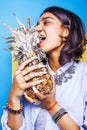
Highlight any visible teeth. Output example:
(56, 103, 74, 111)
(39, 35, 46, 40)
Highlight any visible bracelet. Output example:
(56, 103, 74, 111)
(53, 108, 68, 123)
(47, 101, 57, 110)
(6, 102, 23, 115)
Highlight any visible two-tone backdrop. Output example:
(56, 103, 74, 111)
(0, 0, 87, 129)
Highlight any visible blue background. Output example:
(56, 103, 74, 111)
(0, 0, 87, 129)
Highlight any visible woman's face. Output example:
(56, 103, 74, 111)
(36, 12, 66, 53)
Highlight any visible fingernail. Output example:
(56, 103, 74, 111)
(40, 71, 47, 75)
(38, 79, 45, 83)
(32, 86, 38, 93)
(38, 64, 46, 68)
(31, 56, 38, 60)
(23, 92, 26, 96)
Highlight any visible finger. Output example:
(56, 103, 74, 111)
(21, 64, 46, 76)
(23, 92, 36, 103)
(23, 71, 47, 82)
(52, 79, 56, 91)
(24, 92, 41, 105)
(26, 79, 45, 88)
(14, 69, 22, 76)
(32, 86, 45, 100)
(19, 56, 38, 70)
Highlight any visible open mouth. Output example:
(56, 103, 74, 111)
(37, 34, 46, 47)
(37, 35, 46, 47)
(39, 35, 46, 41)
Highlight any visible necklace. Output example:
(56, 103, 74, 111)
(54, 63, 76, 86)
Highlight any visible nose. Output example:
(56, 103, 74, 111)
(35, 24, 42, 32)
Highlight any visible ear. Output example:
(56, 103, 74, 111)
(62, 28, 69, 37)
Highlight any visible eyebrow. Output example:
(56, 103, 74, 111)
(41, 16, 54, 21)
(37, 16, 53, 25)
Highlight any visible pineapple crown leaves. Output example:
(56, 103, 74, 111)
(3, 14, 47, 64)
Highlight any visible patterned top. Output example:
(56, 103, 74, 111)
(1, 60, 87, 130)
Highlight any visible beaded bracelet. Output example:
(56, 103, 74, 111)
(6, 102, 23, 115)
(53, 108, 68, 123)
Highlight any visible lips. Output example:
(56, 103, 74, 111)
(38, 35, 46, 47)
(37, 40, 44, 47)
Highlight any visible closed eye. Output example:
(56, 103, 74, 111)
(43, 20, 51, 25)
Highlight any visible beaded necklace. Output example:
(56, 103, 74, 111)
(54, 63, 76, 86)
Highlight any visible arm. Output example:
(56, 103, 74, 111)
(33, 81, 80, 130)
(81, 94, 87, 129)
(7, 96, 23, 130)
(6, 69, 26, 129)
(5, 58, 46, 130)
(48, 103, 80, 130)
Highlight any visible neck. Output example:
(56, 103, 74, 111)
(48, 52, 61, 73)
(47, 43, 64, 73)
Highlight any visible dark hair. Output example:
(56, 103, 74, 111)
(41, 6, 87, 65)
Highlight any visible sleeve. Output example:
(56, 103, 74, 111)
(1, 107, 26, 130)
(81, 95, 87, 130)
(80, 64, 87, 130)
(34, 109, 47, 130)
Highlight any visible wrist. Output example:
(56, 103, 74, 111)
(48, 101, 62, 116)
(6, 102, 23, 115)
(53, 108, 68, 123)
(8, 97, 21, 110)
(47, 102, 68, 123)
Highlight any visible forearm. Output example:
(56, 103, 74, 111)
(48, 103, 80, 130)
(7, 99, 23, 130)
(8, 112, 23, 130)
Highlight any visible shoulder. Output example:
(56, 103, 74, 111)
(74, 61, 87, 82)
(75, 61, 87, 95)
(75, 61, 87, 67)
(75, 61, 87, 73)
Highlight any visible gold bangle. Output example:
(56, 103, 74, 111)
(6, 102, 23, 114)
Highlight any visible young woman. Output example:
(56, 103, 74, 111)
(1, 6, 87, 130)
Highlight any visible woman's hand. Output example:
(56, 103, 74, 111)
(8, 57, 46, 105)
(39, 80, 57, 110)
(24, 78, 57, 110)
